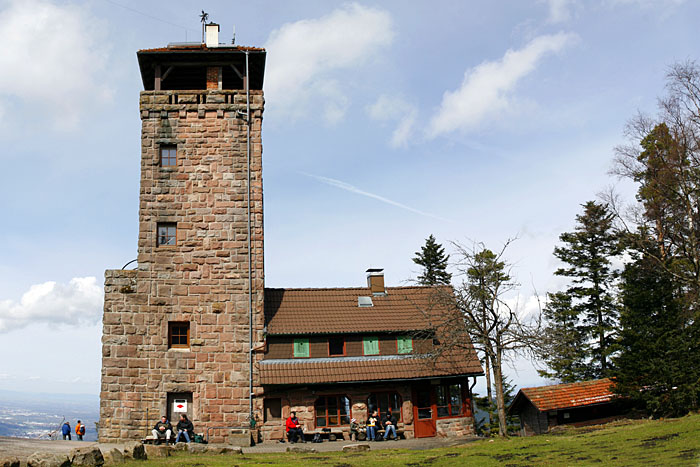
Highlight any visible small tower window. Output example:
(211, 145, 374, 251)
(168, 322, 190, 349)
(160, 145, 177, 167)
(157, 223, 177, 246)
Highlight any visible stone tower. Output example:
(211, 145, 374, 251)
(99, 26, 266, 442)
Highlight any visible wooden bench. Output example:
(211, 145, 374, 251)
(371, 428, 405, 440)
(302, 429, 345, 442)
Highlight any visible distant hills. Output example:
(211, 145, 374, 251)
(0, 390, 99, 442)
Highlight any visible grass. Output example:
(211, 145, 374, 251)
(121, 413, 700, 466)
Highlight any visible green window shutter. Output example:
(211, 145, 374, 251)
(293, 338, 309, 358)
(363, 336, 379, 355)
(397, 336, 413, 354)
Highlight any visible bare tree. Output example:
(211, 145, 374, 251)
(610, 61, 700, 314)
(420, 239, 542, 437)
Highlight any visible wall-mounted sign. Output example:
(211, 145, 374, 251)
(173, 399, 188, 413)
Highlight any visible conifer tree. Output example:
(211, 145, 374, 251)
(413, 235, 452, 285)
(614, 247, 700, 416)
(541, 201, 621, 380)
(537, 292, 589, 382)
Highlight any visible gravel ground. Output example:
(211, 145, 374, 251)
(0, 434, 478, 459)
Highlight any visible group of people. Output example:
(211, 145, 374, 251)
(151, 414, 195, 444)
(60, 420, 86, 441)
(284, 410, 400, 443)
(358, 410, 399, 441)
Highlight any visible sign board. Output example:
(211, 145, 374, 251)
(173, 399, 188, 413)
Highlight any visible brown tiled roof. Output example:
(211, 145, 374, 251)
(259, 352, 483, 385)
(264, 286, 447, 335)
(514, 378, 616, 412)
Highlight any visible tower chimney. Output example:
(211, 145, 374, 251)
(205, 23, 220, 47)
(366, 268, 386, 296)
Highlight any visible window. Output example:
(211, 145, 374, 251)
(293, 338, 309, 358)
(363, 336, 379, 355)
(157, 223, 176, 246)
(264, 398, 282, 422)
(168, 322, 190, 349)
(328, 337, 345, 356)
(435, 382, 464, 418)
(160, 145, 177, 167)
(315, 395, 351, 427)
(397, 336, 413, 354)
(367, 392, 402, 421)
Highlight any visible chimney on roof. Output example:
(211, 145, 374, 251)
(205, 23, 220, 47)
(366, 268, 386, 296)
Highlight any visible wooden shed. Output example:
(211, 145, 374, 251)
(508, 378, 622, 435)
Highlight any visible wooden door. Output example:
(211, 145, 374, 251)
(413, 385, 436, 438)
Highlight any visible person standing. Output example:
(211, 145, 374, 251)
(75, 420, 86, 441)
(61, 421, 72, 440)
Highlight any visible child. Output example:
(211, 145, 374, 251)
(350, 418, 359, 441)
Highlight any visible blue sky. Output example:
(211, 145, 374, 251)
(0, 0, 697, 395)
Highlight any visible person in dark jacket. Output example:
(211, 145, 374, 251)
(61, 421, 71, 440)
(175, 414, 194, 443)
(383, 412, 398, 440)
(152, 416, 173, 444)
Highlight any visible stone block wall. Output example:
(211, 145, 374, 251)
(100, 89, 265, 442)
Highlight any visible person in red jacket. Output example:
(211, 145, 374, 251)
(285, 411, 304, 443)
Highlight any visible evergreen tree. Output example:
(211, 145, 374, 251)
(614, 247, 700, 417)
(413, 235, 452, 285)
(537, 292, 590, 382)
(542, 201, 621, 380)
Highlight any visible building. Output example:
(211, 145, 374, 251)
(100, 27, 482, 443)
(259, 272, 483, 440)
(508, 378, 622, 436)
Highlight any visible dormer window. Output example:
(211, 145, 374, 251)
(328, 337, 345, 356)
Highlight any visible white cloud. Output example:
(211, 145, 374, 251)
(0, 277, 103, 333)
(264, 3, 394, 124)
(541, 0, 577, 23)
(426, 32, 577, 138)
(0, 0, 112, 131)
(367, 95, 417, 148)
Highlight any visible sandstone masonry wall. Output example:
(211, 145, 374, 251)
(100, 89, 265, 442)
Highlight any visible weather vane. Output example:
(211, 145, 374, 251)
(200, 10, 209, 43)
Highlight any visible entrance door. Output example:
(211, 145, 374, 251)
(167, 392, 193, 424)
(413, 385, 436, 438)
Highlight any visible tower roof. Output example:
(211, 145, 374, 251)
(137, 43, 266, 91)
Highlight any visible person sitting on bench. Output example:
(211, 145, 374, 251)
(383, 411, 399, 441)
(175, 414, 194, 443)
(152, 416, 173, 445)
(285, 411, 304, 443)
